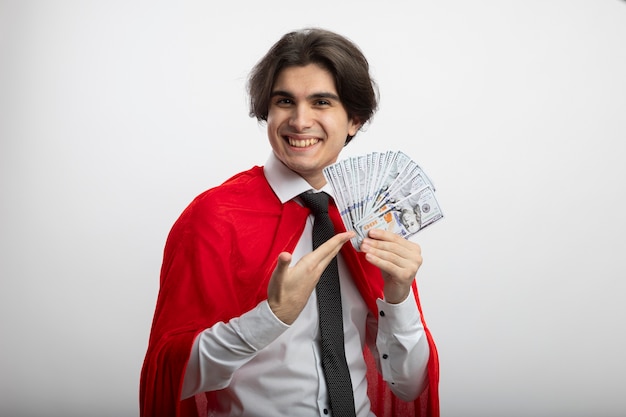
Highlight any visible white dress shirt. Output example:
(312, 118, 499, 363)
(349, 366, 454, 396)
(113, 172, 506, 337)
(181, 153, 430, 417)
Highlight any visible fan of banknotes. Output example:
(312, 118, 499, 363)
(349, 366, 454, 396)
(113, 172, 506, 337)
(323, 150, 444, 250)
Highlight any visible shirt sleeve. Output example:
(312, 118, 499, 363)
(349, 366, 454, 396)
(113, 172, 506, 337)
(374, 287, 430, 401)
(181, 300, 290, 399)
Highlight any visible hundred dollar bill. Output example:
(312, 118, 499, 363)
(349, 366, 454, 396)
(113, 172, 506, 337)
(323, 150, 444, 250)
(354, 186, 443, 250)
(325, 163, 355, 232)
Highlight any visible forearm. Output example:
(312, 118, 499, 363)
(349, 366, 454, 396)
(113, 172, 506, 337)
(374, 287, 430, 401)
(181, 300, 289, 399)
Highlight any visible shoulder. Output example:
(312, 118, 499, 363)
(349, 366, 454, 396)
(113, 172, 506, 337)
(162, 165, 304, 265)
(169, 166, 281, 235)
(189, 166, 279, 213)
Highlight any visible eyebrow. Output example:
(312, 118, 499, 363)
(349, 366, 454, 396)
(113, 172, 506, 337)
(270, 90, 341, 101)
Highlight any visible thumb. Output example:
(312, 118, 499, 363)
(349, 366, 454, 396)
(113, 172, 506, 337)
(274, 251, 292, 274)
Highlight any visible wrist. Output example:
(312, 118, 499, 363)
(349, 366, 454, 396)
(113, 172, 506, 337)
(383, 283, 411, 304)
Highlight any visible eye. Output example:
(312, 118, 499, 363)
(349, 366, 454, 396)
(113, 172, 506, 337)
(314, 99, 331, 106)
(274, 97, 294, 106)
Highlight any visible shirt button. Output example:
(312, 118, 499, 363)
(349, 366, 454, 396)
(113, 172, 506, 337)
(382, 353, 389, 359)
(323, 408, 329, 415)
(379, 310, 385, 317)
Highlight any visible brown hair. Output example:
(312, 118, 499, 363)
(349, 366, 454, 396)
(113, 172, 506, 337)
(247, 28, 378, 144)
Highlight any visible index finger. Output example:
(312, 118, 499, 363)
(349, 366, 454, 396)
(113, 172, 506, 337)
(363, 228, 421, 259)
(304, 231, 355, 269)
(367, 228, 402, 242)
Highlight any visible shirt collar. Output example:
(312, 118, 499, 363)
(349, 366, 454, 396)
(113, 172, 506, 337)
(263, 152, 334, 203)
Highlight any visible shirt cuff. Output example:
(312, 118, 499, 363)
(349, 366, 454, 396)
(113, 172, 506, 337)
(234, 300, 290, 351)
(376, 287, 421, 334)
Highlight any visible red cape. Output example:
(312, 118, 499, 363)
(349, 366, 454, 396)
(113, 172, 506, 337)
(140, 166, 439, 417)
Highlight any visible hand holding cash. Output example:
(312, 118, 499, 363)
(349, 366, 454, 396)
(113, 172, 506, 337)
(323, 150, 444, 250)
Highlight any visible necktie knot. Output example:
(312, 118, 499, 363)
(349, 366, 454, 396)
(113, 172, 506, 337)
(299, 191, 330, 215)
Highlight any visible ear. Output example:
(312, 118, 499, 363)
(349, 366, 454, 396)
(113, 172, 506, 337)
(347, 117, 362, 137)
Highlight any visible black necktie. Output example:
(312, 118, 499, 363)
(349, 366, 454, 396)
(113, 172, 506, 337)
(299, 191, 357, 417)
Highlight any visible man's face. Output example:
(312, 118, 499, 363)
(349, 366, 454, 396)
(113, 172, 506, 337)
(266, 64, 360, 189)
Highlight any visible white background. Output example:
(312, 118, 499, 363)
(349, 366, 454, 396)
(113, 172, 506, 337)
(1, 1, 625, 416)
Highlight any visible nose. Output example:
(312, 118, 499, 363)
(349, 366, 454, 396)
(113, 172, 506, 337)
(288, 104, 313, 131)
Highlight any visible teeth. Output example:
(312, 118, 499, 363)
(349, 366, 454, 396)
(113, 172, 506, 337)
(288, 137, 319, 148)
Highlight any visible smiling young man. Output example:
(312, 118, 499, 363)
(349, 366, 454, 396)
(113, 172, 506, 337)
(140, 28, 439, 417)
(266, 64, 360, 189)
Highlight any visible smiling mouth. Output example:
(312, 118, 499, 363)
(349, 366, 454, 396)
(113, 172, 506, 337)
(287, 137, 320, 148)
